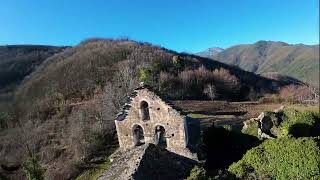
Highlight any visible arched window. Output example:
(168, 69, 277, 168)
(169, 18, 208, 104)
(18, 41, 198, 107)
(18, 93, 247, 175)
(140, 101, 150, 121)
(133, 124, 144, 146)
(154, 125, 167, 148)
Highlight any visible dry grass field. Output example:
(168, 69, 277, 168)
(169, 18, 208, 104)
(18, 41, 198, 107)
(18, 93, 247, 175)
(173, 100, 319, 129)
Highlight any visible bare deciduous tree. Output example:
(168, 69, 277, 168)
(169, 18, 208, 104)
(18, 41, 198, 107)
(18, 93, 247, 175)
(203, 84, 217, 101)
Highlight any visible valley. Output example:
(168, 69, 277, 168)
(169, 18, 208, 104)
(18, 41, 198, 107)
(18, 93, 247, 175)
(0, 39, 318, 180)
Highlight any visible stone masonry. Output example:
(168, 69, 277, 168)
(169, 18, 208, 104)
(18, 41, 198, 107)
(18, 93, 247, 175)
(115, 86, 195, 159)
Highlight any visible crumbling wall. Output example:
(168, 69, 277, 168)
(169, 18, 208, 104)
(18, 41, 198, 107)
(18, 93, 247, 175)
(98, 144, 197, 180)
(115, 88, 194, 158)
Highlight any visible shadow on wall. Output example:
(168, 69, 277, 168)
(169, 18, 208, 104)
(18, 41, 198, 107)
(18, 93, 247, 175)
(132, 144, 198, 180)
(186, 117, 200, 153)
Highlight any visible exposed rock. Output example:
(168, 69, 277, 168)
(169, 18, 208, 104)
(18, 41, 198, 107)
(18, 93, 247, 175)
(242, 108, 285, 139)
(258, 129, 275, 139)
(242, 118, 260, 138)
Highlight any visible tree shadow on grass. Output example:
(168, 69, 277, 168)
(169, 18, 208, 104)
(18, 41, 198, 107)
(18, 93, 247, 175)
(289, 122, 320, 138)
(201, 125, 261, 175)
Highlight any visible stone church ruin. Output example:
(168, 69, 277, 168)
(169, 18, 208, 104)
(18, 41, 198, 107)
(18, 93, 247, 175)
(115, 85, 197, 159)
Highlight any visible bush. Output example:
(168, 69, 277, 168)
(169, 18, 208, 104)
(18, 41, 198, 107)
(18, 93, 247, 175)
(222, 125, 232, 131)
(0, 111, 10, 129)
(280, 111, 320, 137)
(24, 155, 46, 180)
(228, 137, 320, 179)
(186, 165, 210, 180)
(139, 68, 151, 84)
(172, 55, 184, 69)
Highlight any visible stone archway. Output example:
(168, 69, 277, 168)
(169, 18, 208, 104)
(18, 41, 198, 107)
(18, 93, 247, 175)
(133, 124, 145, 146)
(154, 125, 167, 148)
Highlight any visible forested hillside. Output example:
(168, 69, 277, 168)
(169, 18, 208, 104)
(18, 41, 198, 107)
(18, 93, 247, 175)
(0, 45, 67, 94)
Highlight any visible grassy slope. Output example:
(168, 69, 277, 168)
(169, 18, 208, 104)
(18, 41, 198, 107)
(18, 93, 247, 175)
(213, 41, 319, 85)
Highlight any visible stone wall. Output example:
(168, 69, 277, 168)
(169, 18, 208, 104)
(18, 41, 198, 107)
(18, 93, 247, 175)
(98, 144, 197, 180)
(115, 88, 194, 158)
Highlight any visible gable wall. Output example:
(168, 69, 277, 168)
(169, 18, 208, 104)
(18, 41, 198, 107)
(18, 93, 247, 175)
(115, 89, 190, 156)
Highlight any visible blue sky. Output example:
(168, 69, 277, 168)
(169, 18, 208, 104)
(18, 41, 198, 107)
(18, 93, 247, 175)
(0, 0, 319, 52)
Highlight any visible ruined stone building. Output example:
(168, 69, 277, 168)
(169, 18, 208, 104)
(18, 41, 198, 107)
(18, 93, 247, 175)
(114, 86, 197, 159)
(98, 86, 199, 179)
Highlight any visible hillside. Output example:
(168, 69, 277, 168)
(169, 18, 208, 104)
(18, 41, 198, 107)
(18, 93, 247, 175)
(198, 41, 319, 85)
(0, 39, 297, 179)
(0, 45, 67, 94)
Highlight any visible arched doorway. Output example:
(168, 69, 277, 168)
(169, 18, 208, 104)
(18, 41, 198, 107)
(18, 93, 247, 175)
(133, 124, 144, 146)
(140, 101, 150, 121)
(154, 125, 167, 148)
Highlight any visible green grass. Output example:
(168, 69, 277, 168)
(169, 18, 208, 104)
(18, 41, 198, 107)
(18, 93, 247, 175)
(287, 104, 320, 113)
(76, 159, 111, 180)
(229, 137, 320, 179)
(279, 110, 320, 137)
(187, 113, 213, 119)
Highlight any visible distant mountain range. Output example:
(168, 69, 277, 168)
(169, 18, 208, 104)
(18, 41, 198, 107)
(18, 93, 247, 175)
(196, 41, 319, 85)
(195, 47, 224, 58)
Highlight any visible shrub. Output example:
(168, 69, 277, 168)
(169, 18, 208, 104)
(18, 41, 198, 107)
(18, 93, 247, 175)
(0, 111, 10, 129)
(172, 55, 184, 69)
(139, 68, 151, 84)
(228, 137, 320, 179)
(222, 125, 232, 131)
(186, 165, 210, 180)
(24, 155, 46, 180)
(280, 111, 320, 137)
